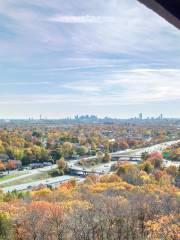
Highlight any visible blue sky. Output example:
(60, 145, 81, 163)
(0, 0, 180, 119)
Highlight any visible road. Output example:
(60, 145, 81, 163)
(88, 140, 180, 173)
(0, 164, 57, 186)
(111, 140, 180, 156)
(0, 159, 80, 186)
(2, 175, 83, 193)
(1, 140, 180, 192)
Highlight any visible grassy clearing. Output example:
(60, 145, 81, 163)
(0, 172, 50, 188)
(76, 157, 100, 168)
(0, 173, 23, 183)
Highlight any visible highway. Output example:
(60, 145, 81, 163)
(111, 140, 180, 156)
(0, 159, 81, 186)
(0, 164, 57, 186)
(2, 175, 83, 193)
(1, 140, 180, 192)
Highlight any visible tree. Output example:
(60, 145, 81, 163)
(16, 202, 53, 240)
(0, 161, 5, 171)
(0, 212, 13, 240)
(139, 161, 154, 174)
(50, 149, 62, 163)
(21, 149, 34, 165)
(149, 151, 163, 160)
(6, 160, 16, 170)
(32, 131, 42, 138)
(118, 140, 129, 150)
(103, 152, 111, 163)
(48, 204, 65, 240)
(97, 151, 104, 162)
(11, 148, 24, 160)
(166, 165, 178, 177)
(91, 142, 97, 151)
(0, 143, 5, 154)
(76, 146, 88, 156)
(116, 163, 141, 185)
(33, 188, 52, 199)
(145, 215, 180, 240)
(147, 152, 163, 169)
(57, 157, 68, 175)
(154, 158, 163, 169)
(141, 151, 149, 161)
(62, 142, 74, 159)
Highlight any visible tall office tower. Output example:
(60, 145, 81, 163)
(160, 114, 163, 120)
(139, 113, 143, 120)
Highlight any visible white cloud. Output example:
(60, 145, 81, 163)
(0, 0, 179, 58)
(41, 65, 113, 72)
(48, 15, 116, 24)
(0, 1, 180, 118)
(62, 82, 101, 92)
(0, 68, 180, 107)
(0, 81, 50, 86)
(103, 68, 180, 104)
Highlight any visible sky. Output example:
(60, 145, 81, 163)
(0, 0, 180, 119)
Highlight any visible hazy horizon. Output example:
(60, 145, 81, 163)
(0, 0, 180, 119)
(0, 113, 179, 120)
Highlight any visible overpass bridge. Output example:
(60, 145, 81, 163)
(69, 154, 142, 176)
(69, 168, 104, 177)
(111, 154, 142, 162)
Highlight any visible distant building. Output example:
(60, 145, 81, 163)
(175, 174, 180, 188)
(139, 113, 143, 120)
(11, 160, 22, 169)
(0, 154, 9, 162)
(175, 166, 180, 188)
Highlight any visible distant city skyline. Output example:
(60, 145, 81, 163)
(0, 0, 180, 118)
(0, 113, 173, 121)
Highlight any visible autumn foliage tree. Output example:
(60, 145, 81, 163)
(0, 161, 5, 171)
(145, 215, 180, 240)
(57, 157, 68, 175)
(103, 152, 111, 163)
(6, 160, 16, 170)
